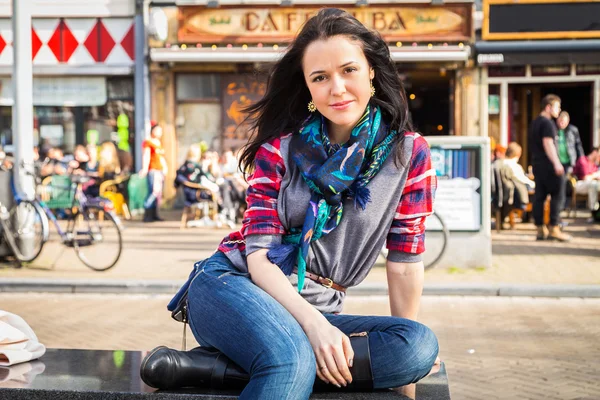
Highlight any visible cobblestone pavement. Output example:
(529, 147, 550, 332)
(1, 293, 598, 400)
(2, 211, 600, 285)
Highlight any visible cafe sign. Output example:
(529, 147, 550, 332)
(178, 5, 472, 43)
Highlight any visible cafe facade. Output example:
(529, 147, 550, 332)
(147, 0, 477, 202)
(475, 0, 600, 166)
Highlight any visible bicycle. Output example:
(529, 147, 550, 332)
(0, 158, 123, 271)
(380, 209, 449, 270)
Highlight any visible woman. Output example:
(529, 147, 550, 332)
(144, 8, 438, 398)
(140, 122, 167, 222)
(98, 142, 121, 181)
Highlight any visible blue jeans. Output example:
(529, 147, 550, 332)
(144, 170, 164, 210)
(179, 252, 439, 400)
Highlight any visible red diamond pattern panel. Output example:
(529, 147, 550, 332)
(46, 22, 61, 61)
(84, 21, 100, 62)
(98, 21, 115, 62)
(31, 27, 42, 59)
(62, 21, 79, 62)
(0, 18, 133, 66)
(121, 24, 135, 61)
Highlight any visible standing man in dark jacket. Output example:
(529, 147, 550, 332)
(529, 94, 571, 242)
(556, 111, 585, 211)
(556, 111, 585, 174)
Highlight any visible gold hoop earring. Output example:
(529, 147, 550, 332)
(308, 100, 316, 113)
(370, 81, 376, 97)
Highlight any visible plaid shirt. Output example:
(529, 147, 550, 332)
(218, 132, 436, 258)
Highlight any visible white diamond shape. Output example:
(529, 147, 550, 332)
(101, 18, 133, 43)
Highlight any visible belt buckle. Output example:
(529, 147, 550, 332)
(321, 277, 334, 289)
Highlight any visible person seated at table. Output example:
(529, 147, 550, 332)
(40, 147, 70, 178)
(98, 141, 122, 182)
(573, 147, 600, 213)
(175, 144, 220, 206)
(505, 142, 535, 190)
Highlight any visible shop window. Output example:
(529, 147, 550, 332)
(108, 77, 134, 100)
(576, 65, 600, 75)
(531, 65, 570, 77)
(488, 66, 526, 77)
(176, 74, 221, 101)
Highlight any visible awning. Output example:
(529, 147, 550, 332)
(150, 45, 470, 63)
(475, 40, 600, 66)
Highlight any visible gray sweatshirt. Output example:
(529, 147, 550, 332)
(225, 133, 420, 314)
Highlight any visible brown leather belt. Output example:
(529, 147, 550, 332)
(293, 268, 347, 293)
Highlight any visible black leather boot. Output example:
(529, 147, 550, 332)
(140, 335, 373, 392)
(140, 346, 248, 390)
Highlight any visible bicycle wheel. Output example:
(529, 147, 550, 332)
(69, 205, 123, 271)
(423, 211, 449, 270)
(379, 210, 449, 270)
(3, 200, 47, 262)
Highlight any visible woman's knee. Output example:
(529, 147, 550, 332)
(254, 335, 316, 386)
(373, 319, 439, 387)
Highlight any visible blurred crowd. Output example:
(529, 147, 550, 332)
(492, 107, 600, 232)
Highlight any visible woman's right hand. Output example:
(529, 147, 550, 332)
(304, 318, 354, 387)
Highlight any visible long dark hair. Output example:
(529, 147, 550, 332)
(239, 8, 412, 172)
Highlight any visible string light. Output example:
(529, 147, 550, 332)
(227, 44, 233, 48)
(409, 94, 416, 100)
(181, 44, 187, 50)
(427, 43, 433, 49)
(257, 43, 263, 48)
(437, 125, 443, 131)
(196, 43, 202, 48)
(396, 41, 402, 47)
(412, 42, 417, 47)
(211, 44, 217, 50)
(458, 43, 464, 48)
(273, 44, 279, 50)
(242, 44, 248, 50)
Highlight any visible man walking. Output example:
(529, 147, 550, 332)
(529, 94, 571, 241)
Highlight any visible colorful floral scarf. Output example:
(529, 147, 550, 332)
(266, 105, 397, 292)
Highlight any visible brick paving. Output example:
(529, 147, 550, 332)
(1, 293, 598, 400)
(1, 210, 599, 285)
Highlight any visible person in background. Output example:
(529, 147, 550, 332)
(40, 148, 68, 178)
(70, 145, 90, 175)
(528, 94, 571, 242)
(573, 147, 600, 215)
(140, 122, 167, 223)
(175, 144, 220, 207)
(98, 141, 121, 182)
(86, 144, 99, 177)
(556, 111, 585, 210)
(111, 132, 133, 174)
(505, 142, 535, 190)
(556, 111, 585, 176)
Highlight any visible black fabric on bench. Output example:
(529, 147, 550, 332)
(0, 349, 451, 399)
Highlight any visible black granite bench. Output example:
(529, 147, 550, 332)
(0, 349, 451, 399)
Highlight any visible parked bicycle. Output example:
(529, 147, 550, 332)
(380, 210, 449, 270)
(0, 158, 123, 271)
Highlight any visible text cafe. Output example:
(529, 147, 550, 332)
(148, 1, 475, 202)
